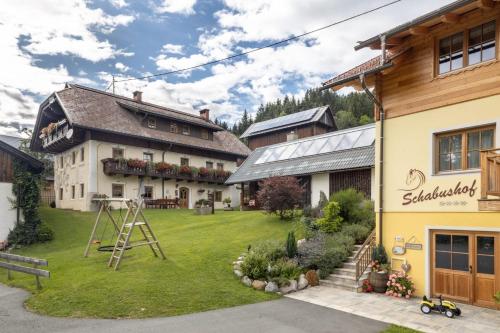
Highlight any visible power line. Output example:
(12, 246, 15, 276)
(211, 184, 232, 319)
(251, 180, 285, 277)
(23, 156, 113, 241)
(111, 0, 402, 85)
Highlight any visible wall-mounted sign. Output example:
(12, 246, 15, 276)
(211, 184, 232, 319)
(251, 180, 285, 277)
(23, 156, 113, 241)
(405, 243, 422, 250)
(398, 169, 477, 206)
(392, 245, 406, 255)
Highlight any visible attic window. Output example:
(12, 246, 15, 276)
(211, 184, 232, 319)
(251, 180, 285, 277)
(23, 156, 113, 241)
(170, 123, 178, 133)
(147, 118, 156, 129)
(201, 129, 209, 140)
(182, 125, 190, 135)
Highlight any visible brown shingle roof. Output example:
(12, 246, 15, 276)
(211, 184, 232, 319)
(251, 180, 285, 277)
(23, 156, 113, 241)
(55, 84, 251, 157)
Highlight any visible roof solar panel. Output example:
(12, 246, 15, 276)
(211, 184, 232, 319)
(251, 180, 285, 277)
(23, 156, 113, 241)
(254, 124, 375, 165)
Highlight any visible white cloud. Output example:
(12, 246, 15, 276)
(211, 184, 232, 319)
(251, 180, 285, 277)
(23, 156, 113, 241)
(161, 43, 185, 55)
(155, 0, 197, 15)
(115, 62, 130, 72)
(110, 0, 128, 8)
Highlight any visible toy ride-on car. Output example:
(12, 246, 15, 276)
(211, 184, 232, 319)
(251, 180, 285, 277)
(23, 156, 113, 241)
(420, 295, 461, 318)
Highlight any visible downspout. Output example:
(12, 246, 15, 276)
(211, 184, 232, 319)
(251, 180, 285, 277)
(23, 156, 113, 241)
(162, 143, 173, 198)
(360, 69, 384, 246)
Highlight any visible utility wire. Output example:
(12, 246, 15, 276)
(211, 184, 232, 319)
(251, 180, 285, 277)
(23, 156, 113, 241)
(111, 0, 402, 85)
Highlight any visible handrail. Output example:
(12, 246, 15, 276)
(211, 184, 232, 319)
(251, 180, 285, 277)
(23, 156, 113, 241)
(354, 229, 376, 281)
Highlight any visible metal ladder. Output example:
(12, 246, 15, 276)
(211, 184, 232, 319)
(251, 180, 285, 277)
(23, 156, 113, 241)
(108, 198, 166, 270)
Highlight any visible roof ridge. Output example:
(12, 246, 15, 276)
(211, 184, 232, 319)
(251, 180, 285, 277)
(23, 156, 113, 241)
(67, 83, 211, 122)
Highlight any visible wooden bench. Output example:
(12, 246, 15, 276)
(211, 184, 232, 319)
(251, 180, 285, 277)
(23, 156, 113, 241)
(0, 252, 50, 289)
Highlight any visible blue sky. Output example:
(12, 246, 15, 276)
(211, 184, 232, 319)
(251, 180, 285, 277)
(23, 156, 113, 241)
(0, 0, 455, 135)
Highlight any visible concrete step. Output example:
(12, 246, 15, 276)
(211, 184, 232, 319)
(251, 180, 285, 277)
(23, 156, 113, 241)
(345, 256, 355, 262)
(325, 273, 357, 285)
(342, 261, 356, 269)
(320, 279, 360, 292)
(332, 267, 356, 277)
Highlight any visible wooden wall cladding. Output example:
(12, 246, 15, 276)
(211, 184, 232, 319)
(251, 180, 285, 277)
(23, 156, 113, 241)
(0, 150, 14, 183)
(329, 168, 372, 198)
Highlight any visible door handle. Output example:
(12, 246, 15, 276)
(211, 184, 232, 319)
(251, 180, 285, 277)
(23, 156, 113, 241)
(469, 265, 473, 274)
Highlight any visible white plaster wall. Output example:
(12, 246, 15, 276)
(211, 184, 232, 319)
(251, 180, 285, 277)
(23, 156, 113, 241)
(0, 182, 16, 242)
(55, 140, 239, 211)
(311, 173, 330, 207)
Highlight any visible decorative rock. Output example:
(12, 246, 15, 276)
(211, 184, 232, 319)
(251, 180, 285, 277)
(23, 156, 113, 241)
(279, 280, 298, 294)
(265, 281, 279, 293)
(297, 239, 306, 247)
(241, 276, 252, 287)
(297, 274, 308, 290)
(234, 270, 243, 278)
(237, 256, 245, 261)
(252, 280, 266, 290)
(305, 270, 319, 287)
(233, 264, 241, 271)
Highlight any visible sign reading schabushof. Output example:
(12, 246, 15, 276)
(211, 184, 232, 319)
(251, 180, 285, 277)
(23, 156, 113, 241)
(399, 169, 477, 206)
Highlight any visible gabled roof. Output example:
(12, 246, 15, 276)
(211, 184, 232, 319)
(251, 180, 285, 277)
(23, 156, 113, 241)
(33, 84, 251, 157)
(355, 0, 477, 51)
(0, 135, 22, 149)
(0, 137, 43, 173)
(240, 106, 334, 139)
(226, 124, 375, 184)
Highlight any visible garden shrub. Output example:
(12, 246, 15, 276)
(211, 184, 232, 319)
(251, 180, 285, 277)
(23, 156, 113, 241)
(386, 272, 415, 298)
(330, 188, 374, 227)
(315, 201, 343, 233)
(256, 176, 304, 219)
(252, 240, 286, 262)
(240, 252, 268, 280)
(268, 258, 302, 281)
(285, 231, 297, 258)
(341, 224, 371, 244)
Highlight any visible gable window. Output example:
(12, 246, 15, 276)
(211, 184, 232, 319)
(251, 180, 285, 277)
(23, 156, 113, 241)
(80, 147, 85, 162)
(112, 184, 124, 198)
(147, 118, 156, 129)
(80, 184, 85, 198)
(201, 129, 209, 140)
(72, 151, 76, 165)
(468, 21, 496, 65)
(170, 123, 178, 133)
(217, 163, 224, 171)
(436, 126, 494, 172)
(112, 148, 124, 159)
(206, 161, 213, 169)
(181, 158, 189, 166)
(143, 186, 153, 199)
(182, 125, 190, 135)
(439, 32, 464, 74)
(438, 21, 496, 75)
(143, 152, 153, 163)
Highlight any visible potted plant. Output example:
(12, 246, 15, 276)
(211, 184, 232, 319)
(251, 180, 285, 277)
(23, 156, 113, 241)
(368, 244, 390, 293)
(194, 199, 212, 215)
(223, 197, 232, 210)
(199, 167, 209, 177)
(385, 271, 415, 299)
(179, 165, 192, 175)
(155, 162, 172, 173)
(127, 158, 147, 170)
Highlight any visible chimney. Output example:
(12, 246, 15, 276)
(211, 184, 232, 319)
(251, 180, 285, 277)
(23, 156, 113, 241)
(287, 130, 298, 142)
(133, 91, 142, 102)
(199, 108, 210, 121)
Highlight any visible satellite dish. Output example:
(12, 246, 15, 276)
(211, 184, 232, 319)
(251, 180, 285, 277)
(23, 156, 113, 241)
(66, 128, 74, 139)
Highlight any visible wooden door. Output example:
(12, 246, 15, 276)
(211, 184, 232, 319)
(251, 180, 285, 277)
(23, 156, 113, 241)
(432, 231, 473, 303)
(474, 234, 497, 308)
(179, 187, 189, 209)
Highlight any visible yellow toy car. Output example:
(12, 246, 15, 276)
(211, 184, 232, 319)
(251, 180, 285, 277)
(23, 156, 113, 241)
(420, 295, 461, 318)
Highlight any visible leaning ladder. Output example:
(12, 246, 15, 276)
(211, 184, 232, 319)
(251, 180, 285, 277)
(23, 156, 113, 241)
(108, 198, 166, 270)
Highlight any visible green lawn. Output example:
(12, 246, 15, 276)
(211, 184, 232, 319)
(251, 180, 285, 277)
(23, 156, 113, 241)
(380, 325, 423, 333)
(0, 207, 295, 318)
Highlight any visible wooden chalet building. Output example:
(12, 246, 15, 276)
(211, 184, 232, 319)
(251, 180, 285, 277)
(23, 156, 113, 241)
(30, 84, 250, 211)
(0, 136, 44, 244)
(323, 0, 500, 308)
(240, 106, 337, 150)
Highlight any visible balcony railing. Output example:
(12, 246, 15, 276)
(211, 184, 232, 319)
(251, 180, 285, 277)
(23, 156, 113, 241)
(480, 148, 500, 198)
(101, 158, 232, 184)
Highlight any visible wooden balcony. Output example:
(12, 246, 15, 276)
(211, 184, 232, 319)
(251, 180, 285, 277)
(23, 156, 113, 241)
(101, 158, 231, 185)
(479, 148, 500, 211)
(40, 120, 78, 153)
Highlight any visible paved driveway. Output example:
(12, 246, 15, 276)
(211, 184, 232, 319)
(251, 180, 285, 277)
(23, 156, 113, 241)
(0, 283, 387, 333)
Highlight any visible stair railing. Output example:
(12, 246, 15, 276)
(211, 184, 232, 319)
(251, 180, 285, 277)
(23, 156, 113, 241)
(353, 229, 376, 281)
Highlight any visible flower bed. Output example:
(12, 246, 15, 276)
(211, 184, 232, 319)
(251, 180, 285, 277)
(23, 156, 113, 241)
(386, 271, 415, 299)
(233, 235, 319, 294)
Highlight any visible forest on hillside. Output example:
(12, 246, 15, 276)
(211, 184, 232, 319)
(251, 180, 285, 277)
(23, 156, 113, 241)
(215, 88, 374, 137)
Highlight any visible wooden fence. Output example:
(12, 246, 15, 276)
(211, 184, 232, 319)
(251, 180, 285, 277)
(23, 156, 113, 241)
(0, 252, 50, 289)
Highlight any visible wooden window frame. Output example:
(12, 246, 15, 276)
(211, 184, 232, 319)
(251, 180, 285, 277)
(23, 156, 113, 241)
(80, 147, 85, 162)
(112, 148, 124, 159)
(201, 129, 209, 140)
(206, 161, 213, 169)
(181, 125, 190, 136)
(170, 123, 178, 134)
(80, 183, 85, 198)
(435, 19, 497, 77)
(215, 190, 222, 202)
(435, 125, 495, 174)
(143, 152, 153, 163)
(143, 185, 153, 199)
(147, 118, 156, 129)
(112, 183, 124, 198)
(216, 163, 224, 171)
(180, 158, 189, 166)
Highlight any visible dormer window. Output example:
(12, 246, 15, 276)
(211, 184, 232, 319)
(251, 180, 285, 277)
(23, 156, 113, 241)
(201, 129, 209, 140)
(170, 123, 178, 133)
(147, 118, 156, 129)
(182, 125, 190, 136)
